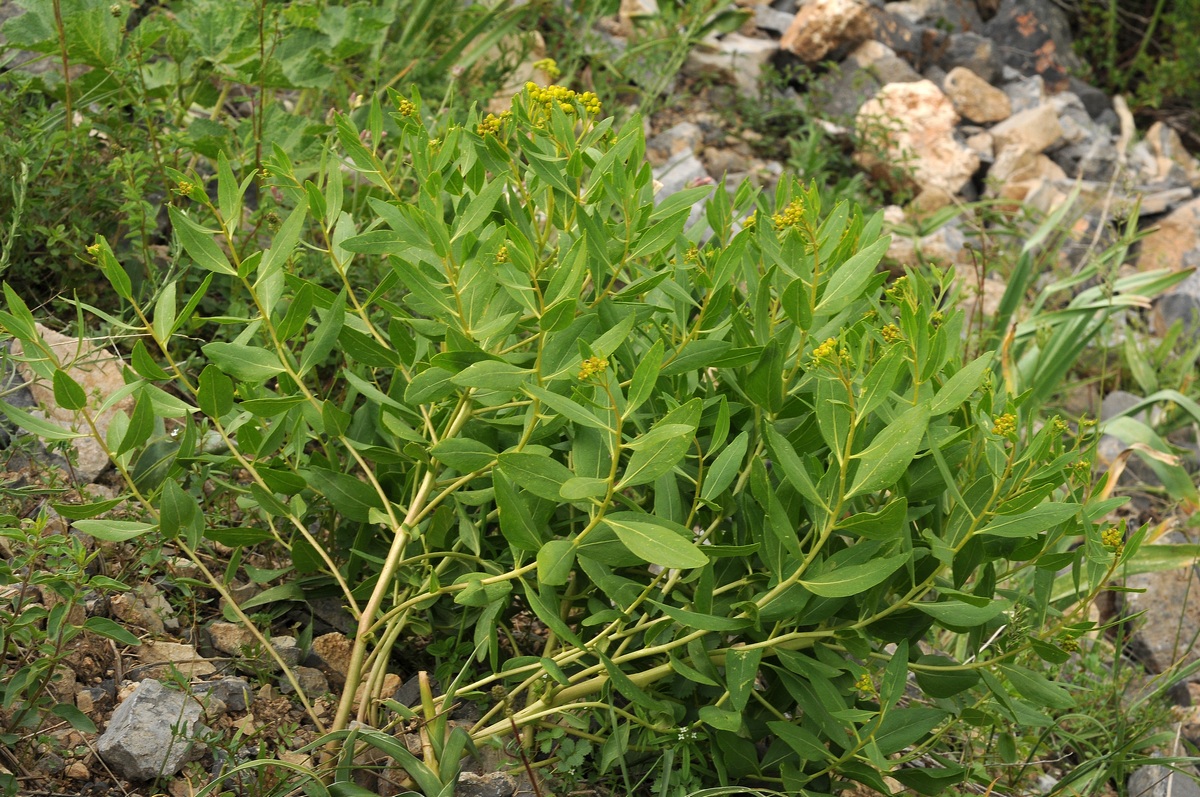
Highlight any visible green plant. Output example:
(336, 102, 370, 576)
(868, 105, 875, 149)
(1, 80, 1194, 796)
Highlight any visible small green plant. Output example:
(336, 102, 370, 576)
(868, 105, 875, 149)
(1, 79, 1195, 796)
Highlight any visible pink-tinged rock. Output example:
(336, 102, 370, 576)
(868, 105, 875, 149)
(943, 66, 1011, 123)
(854, 80, 980, 198)
(781, 0, 873, 63)
(988, 103, 1062, 157)
(1145, 121, 1200, 189)
(1138, 196, 1200, 273)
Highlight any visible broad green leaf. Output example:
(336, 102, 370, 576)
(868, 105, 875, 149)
(494, 471, 543, 552)
(701, 431, 748, 502)
(847, 404, 930, 499)
(1000, 664, 1074, 709)
(73, 519, 156, 542)
(298, 292, 346, 376)
(768, 720, 830, 761)
(196, 364, 234, 418)
(498, 452, 573, 501)
(799, 552, 908, 597)
(525, 585, 584, 648)
(602, 515, 708, 568)
(590, 313, 637, 359)
(915, 598, 1009, 626)
(131, 340, 170, 381)
(405, 367, 457, 404)
(537, 540, 575, 586)
(648, 600, 750, 631)
(815, 236, 889, 316)
(83, 616, 141, 646)
(202, 342, 287, 382)
(452, 176, 506, 240)
(700, 706, 743, 732)
(304, 468, 384, 523)
(430, 439, 496, 472)
(52, 369, 87, 411)
(527, 385, 609, 429)
(49, 703, 97, 733)
(560, 476, 609, 500)
(858, 345, 905, 418)
(168, 206, 236, 275)
(930, 352, 993, 415)
(451, 360, 530, 391)
(914, 655, 980, 698)
(618, 400, 701, 488)
(763, 423, 824, 507)
(978, 503, 1079, 538)
(117, 391, 154, 456)
(835, 499, 906, 539)
(873, 708, 948, 756)
(725, 647, 762, 712)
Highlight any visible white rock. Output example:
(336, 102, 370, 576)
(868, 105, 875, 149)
(988, 103, 1063, 157)
(781, 0, 873, 63)
(943, 66, 1011, 123)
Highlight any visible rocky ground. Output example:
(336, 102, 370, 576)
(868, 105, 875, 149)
(3, 0, 1200, 796)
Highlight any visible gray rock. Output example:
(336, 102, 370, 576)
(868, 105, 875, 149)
(97, 679, 202, 781)
(1069, 76, 1112, 120)
(1101, 390, 1151, 425)
(1129, 763, 1200, 797)
(1124, 532, 1200, 677)
(807, 62, 883, 119)
(652, 148, 711, 198)
(193, 677, 253, 713)
(939, 32, 1001, 83)
(1154, 269, 1200, 337)
(457, 772, 518, 797)
(1002, 73, 1045, 114)
(281, 666, 329, 698)
(754, 4, 796, 36)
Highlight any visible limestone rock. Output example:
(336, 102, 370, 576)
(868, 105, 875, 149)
(193, 677, 253, 713)
(988, 103, 1062, 157)
(753, 4, 795, 36)
(685, 33, 778, 95)
(939, 32, 1001, 83)
(1128, 762, 1200, 797)
(1153, 269, 1200, 337)
(943, 66, 1010, 123)
(1124, 533, 1200, 677)
(1001, 73, 1045, 113)
(97, 679, 202, 781)
(883, 0, 983, 31)
(653, 148, 712, 199)
(1139, 197, 1200, 273)
(310, 632, 354, 687)
(781, 0, 873, 63)
(854, 80, 980, 198)
(9, 324, 135, 483)
(208, 621, 255, 656)
(1145, 121, 1200, 189)
(138, 641, 215, 679)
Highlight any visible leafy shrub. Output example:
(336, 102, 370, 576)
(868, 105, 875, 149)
(0, 84, 1158, 795)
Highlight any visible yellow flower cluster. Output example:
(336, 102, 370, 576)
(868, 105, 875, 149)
(1100, 527, 1123, 551)
(495, 245, 509, 263)
(1058, 635, 1079, 653)
(525, 82, 602, 116)
(396, 97, 416, 117)
(772, 198, 804, 230)
(812, 337, 840, 364)
(477, 111, 509, 136)
(991, 413, 1016, 436)
(881, 324, 902, 344)
(743, 212, 757, 230)
(930, 310, 944, 329)
(173, 180, 194, 197)
(86, 242, 101, 257)
(578, 356, 608, 380)
(853, 672, 875, 696)
(886, 275, 910, 303)
(532, 58, 561, 80)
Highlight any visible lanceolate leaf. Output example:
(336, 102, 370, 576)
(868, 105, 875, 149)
(202, 342, 287, 382)
(799, 552, 909, 597)
(618, 400, 701, 488)
(847, 404, 930, 499)
(602, 515, 708, 569)
(977, 503, 1079, 539)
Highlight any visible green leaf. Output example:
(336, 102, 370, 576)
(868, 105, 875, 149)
(978, 504, 1079, 539)
(83, 617, 141, 647)
(537, 540, 576, 586)
(701, 431, 748, 502)
(452, 176, 506, 240)
(835, 499, 906, 540)
(763, 423, 824, 507)
(525, 585, 584, 648)
(799, 552, 908, 597)
(72, 519, 156, 542)
(598, 651, 669, 711)
(768, 720, 830, 761)
(648, 600, 750, 631)
(560, 476, 609, 500)
(526, 385, 609, 429)
(196, 364, 234, 418)
(131, 340, 170, 381)
(51, 496, 127, 520)
(725, 647, 762, 712)
(202, 342, 287, 382)
(602, 515, 708, 569)
(916, 597, 1008, 626)
(168, 206, 236, 275)
(1000, 664, 1074, 710)
(117, 391, 154, 456)
(494, 471, 544, 552)
(405, 367, 457, 404)
(858, 345, 905, 418)
(815, 236, 889, 316)
(873, 708, 948, 756)
(618, 400, 701, 488)
(0, 400, 84, 441)
(930, 352, 993, 415)
(743, 338, 784, 412)
(498, 452, 573, 501)
(451, 360, 530, 391)
(160, 480, 203, 548)
(298, 292, 345, 376)
(52, 369, 88, 411)
(914, 655, 980, 698)
(847, 404, 930, 499)
(304, 468, 384, 523)
(430, 439, 496, 472)
(49, 703, 97, 733)
(700, 705, 743, 732)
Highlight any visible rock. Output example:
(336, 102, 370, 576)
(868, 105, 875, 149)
(270, 635, 302, 668)
(193, 677, 253, 713)
(1001, 72, 1045, 113)
(653, 148, 712, 198)
(939, 32, 1001, 83)
(1145, 121, 1200, 189)
(988, 103, 1062, 157)
(1139, 197, 1200, 273)
(1153, 269, 1200, 336)
(138, 641, 216, 678)
(850, 39, 922, 84)
(855, 80, 980, 200)
(97, 679, 202, 781)
(1047, 92, 1119, 181)
(1068, 76, 1112, 120)
(884, 0, 983, 31)
(309, 632, 354, 687)
(457, 771, 518, 797)
(207, 621, 255, 656)
(780, 0, 873, 63)
(1128, 762, 1200, 797)
(353, 672, 401, 712)
(984, 0, 1077, 93)
(863, 7, 926, 68)
(965, 130, 993, 161)
(753, 4, 795, 36)
(65, 762, 90, 780)
(1140, 187, 1195, 217)
(942, 66, 1010, 123)
(1124, 532, 1200, 677)
(646, 122, 704, 167)
(8, 324, 135, 483)
(886, 221, 970, 268)
(685, 33, 778, 95)
(283, 666, 329, 698)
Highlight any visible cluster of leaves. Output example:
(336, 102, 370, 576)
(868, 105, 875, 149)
(4, 76, 1188, 796)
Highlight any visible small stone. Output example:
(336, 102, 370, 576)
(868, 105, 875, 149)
(270, 636, 302, 669)
(989, 103, 1062, 156)
(310, 632, 354, 687)
(942, 66, 1010, 123)
(353, 673, 401, 712)
(652, 148, 712, 199)
(76, 689, 95, 715)
(686, 33, 778, 95)
(781, 0, 873, 63)
(65, 762, 90, 780)
(1145, 121, 1200, 189)
(193, 677, 253, 713)
(139, 641, 216, 678)
(97, 679, 203, 781)
(646, 122, 703, 167)
(284, 666, 329, 698)
(753, 4, 794, 35)
(456, 771, 518, 797)
(939, 32, 1001, 83)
